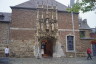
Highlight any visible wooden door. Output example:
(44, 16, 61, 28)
(45, 39, 53, 57)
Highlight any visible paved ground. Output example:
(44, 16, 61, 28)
(0, 57, 9, 64)
(0, 57, 96, 64)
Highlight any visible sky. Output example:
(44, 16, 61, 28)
(0, 0, 96, 28)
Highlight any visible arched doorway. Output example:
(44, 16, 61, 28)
(41, 37, 56, 57)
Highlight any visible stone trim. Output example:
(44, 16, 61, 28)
(10, 27, 36, 30)
(58, 29, 79, 32)
(10, 28, 79, 31)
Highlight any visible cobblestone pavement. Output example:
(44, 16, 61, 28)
(0, 57, 96, 64)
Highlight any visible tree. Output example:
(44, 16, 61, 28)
(67, 0, 96, 13)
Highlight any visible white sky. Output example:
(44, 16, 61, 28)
(0, 0, 96, 28)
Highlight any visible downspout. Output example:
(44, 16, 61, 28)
(71, 12, 76, 58)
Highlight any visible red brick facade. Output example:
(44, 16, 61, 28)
(0, 8, 95, 57)
(8, 7, 84, 57)
(0, 1, 96, 57)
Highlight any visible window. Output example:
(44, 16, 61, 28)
(67, 36, 74, 51)
(80, 31, 85, 38)
(0, 14, 4, 20)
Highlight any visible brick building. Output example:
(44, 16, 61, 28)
(79, 19, 96, 56)
(0, 0, 96, 58)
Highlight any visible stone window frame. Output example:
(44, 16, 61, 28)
(66, 35, 75, 52)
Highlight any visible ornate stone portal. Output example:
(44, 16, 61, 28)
(34, 4, 65, 58)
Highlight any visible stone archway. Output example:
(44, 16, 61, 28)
(40, 37, 56, 57)
(34, 4, 65, 58)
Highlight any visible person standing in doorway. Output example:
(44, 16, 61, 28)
(4, 46, 10, 57)
(87, 47, 92, 60)
(41, 42, 45, 55)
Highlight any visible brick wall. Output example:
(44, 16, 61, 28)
(58, 12, 81, 57)
(90, 33, 96, 38)
(10, 8, 82, 57)
(11, 9, 36, 28)
(80, 39, 91, 52)
(58, 12, 79, 29)
(78, 29, 94, 57)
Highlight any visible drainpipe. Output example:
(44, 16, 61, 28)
(70, 0, 76, 58)
(71, 10, 77, 58)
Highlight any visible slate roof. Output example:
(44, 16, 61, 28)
(11, 0, 67, 11)
(79, 19, 90, 30)
(0, 12, 11, 23)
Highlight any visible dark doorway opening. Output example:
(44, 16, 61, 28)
(92, 44, 96, 56)
(41, 37, 55, 57)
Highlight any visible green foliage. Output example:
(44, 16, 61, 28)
(80, 0, 96, 12)
(67, 0, 96, 13)
(67, 2, 80, 13)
